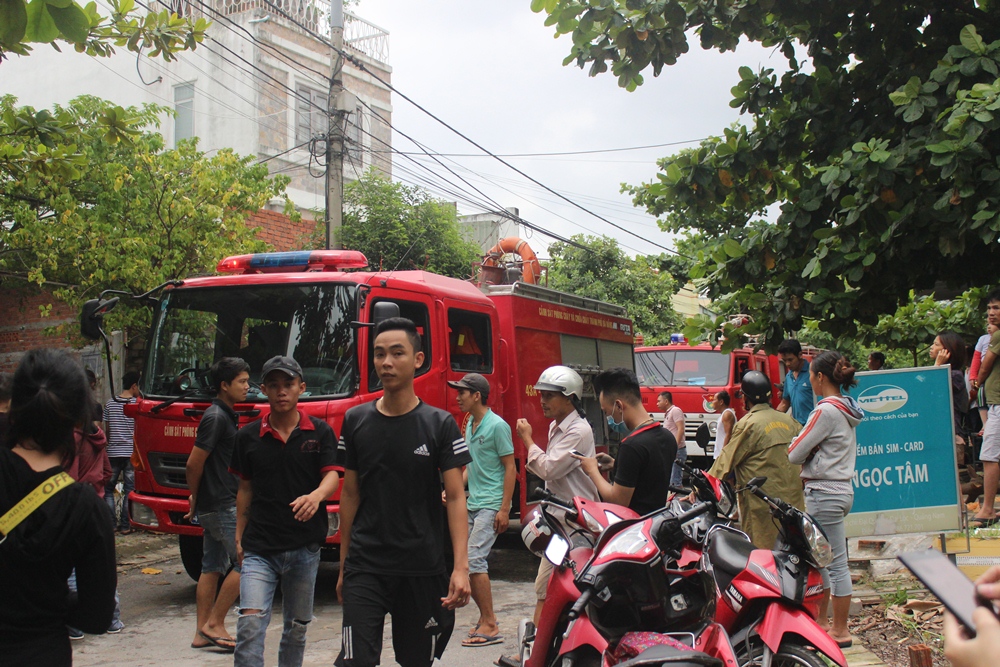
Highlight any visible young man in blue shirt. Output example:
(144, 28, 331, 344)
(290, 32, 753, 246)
(448, 373, 514, 647)
(777, 339, 815, 425)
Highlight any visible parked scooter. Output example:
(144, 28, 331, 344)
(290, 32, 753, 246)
(700, 476, 848, 667)
(509, 488, 740, 667)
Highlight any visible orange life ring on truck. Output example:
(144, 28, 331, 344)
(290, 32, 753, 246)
(483, 237, 542, 285)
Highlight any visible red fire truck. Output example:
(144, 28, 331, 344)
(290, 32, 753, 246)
(634, 340, 811, 466)
(83, 247, 635, 579)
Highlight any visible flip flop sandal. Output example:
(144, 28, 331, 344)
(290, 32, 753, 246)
(463, 632, 504, 647)
(198, 631, 236, 652)
(837, 639, 853, 648)
(467, 622, 481, 638)
(971, 517, 1000, 529)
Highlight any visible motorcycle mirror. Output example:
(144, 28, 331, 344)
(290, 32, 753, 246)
(545, 535, 570, 566)
(80, 297, 120, 340)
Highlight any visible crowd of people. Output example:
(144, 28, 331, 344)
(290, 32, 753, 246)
(2, 292, 1000, 665)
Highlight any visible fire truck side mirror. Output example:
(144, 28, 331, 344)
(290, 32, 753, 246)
(80, 297, 119, 341)
(372, 301, 400, 328)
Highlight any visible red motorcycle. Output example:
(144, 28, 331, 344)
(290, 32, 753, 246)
(511, 489, 740, 667)
(511, 489, 637, 667)
(683, 472, 847, 667)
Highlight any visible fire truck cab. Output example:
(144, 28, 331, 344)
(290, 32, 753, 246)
(87, 249, 635, 579)
(634, 340, 814, 467)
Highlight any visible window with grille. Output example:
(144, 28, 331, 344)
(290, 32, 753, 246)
(295, 86, 328, 144)
(345, 104, 364, 167)
(174, 83, 195, 145)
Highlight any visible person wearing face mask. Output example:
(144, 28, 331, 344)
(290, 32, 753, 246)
(573, 367, 676, 515)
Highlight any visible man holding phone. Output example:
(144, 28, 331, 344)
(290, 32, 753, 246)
(944, 565, 1000, 667)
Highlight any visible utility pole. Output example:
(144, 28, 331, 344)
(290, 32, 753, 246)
(325, 0, 344, 249)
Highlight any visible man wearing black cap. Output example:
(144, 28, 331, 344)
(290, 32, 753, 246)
(447, 373, 514, 647)
(230, 356, 340, 667)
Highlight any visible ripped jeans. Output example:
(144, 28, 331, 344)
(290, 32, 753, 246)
(235, 544, 322, 667)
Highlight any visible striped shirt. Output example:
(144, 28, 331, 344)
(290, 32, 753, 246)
(104, 398, 136, 458)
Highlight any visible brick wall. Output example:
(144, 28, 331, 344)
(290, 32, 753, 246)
(0, 208, 317, 372)
(251, 209, 318, 251)
(0, 288, 77, 372)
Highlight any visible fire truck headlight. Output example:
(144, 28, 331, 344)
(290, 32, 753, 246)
(326, 511, 341, 537)
(130, 500, 158, 528)
(708, 420, 718, 436)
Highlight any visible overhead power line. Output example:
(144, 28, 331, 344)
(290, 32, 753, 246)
(386, 138, 706, 158)
(253, 0, 686, 258)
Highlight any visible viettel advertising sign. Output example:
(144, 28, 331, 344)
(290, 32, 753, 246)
(845, 366, 962, 537)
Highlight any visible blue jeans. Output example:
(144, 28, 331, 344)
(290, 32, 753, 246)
(235, 545, 322, 667)
(68, 570, 121, 630)
(199, 506, 240, 575)
(804, 487, 853, 597)
(105, 456, 134, 531)
(671, 446, 688, 487)
(467, 508, 499, 575)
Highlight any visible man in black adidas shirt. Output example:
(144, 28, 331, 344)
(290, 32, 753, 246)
(573, 367, 676, 515)
(230, 356, 340, 667)
(336, 317, 472, 667)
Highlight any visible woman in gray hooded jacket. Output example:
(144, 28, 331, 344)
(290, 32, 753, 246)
(788, 350, 863, 649)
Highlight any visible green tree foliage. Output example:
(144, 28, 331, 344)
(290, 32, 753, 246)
(535, 1, 1000, 349)
(0, 95, 289, 338)
(546, 234, 680, 344)
(0, 0, 208, 62)
(339, 169, 482, 279)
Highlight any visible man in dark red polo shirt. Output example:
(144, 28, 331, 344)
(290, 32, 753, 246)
(230, 356, 339, 667)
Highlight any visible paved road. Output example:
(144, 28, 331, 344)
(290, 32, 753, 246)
(72, 533, 537, 667)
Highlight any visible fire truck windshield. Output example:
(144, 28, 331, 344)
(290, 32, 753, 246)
(144, 283, 357, 401)
(635, 349, 731, 387)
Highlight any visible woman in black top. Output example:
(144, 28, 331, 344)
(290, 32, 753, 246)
(0, 350, 117, 666)
(931, 331, 970, 438)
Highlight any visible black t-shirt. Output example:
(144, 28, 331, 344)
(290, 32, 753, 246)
(193, 400, 240, 514)
(0, 449, 117, 666)
(613, 422, 677, 515)
(229, 411, 338, 554)
(340, 400, 472, 576)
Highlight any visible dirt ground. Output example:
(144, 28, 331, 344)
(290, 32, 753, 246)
(849, 604, 946, 667)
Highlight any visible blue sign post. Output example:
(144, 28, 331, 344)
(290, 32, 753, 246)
(844, 366, 963, 537)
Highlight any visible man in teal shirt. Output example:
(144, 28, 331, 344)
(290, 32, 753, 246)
(448, 373, 515, 647)
(777, 339, 815, 425)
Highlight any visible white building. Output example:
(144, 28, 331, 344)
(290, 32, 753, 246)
(458, 207, 525, 254)
(1, 0, 393, 214)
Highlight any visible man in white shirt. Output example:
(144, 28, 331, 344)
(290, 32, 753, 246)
(657, 391, 686, 485)
(516, 365, 598, 625)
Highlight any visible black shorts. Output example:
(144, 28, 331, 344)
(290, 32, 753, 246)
(335, 570, 455, 667)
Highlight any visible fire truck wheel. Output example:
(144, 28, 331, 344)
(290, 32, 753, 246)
(179, 534, 203, 581)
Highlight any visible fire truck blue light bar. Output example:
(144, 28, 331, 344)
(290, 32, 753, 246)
(217, 251, 369, 274)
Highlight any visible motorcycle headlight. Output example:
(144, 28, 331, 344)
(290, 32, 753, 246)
(601, 523, 649, 557)
(717, 486, 734, 518)
(801, 514, 833, 569)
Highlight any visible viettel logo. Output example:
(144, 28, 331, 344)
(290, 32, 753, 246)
(857, 384, 909, 413)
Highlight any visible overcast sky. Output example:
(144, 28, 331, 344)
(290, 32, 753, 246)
(351, 0, 788, 257)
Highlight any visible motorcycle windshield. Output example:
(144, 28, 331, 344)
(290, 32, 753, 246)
(144, 283, 357, 401)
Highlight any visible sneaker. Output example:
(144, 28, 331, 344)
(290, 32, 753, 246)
(68, 627, 84, 640)
(107, 620, 124, 634)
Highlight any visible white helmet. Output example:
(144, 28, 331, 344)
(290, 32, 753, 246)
(534, 365, 584, 401)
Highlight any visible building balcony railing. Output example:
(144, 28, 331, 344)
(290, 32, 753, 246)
(159, 0, 389, 65)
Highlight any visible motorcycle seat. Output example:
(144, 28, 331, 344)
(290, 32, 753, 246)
(708, 530, 754, 576)
(617, 644, 724, 666)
